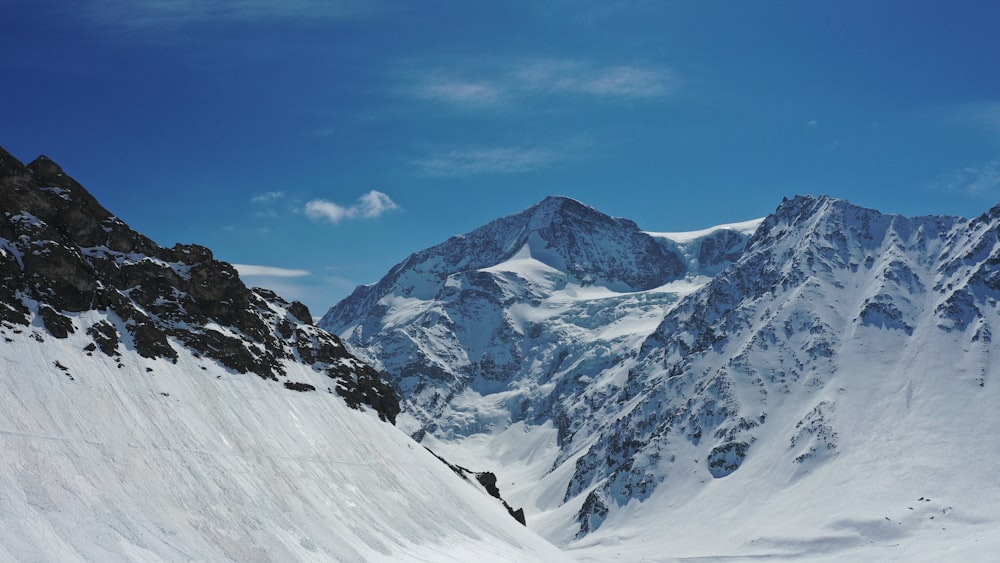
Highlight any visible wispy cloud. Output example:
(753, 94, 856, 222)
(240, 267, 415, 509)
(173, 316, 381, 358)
(356, 190, 398, 217)
(414, 147, 555, 177)
(929, 158, 1000, 198)
(513, 60, 672, 98)
(950, 101, 1000, 133)
(928, 101, 1000, 138)
(416, 79, 503, 107)
(250, 191, 286, 204)
(407, 58, 674, 109)
(304, 190, 399, 224)
(230, 264, 357, 316)
(412, 140, 594, 178)
(232, 264, 311, 278)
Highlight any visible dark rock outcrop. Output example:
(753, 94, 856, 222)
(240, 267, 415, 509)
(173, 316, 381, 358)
(423, 447, 526, 526)
(0, 147, 398, 423)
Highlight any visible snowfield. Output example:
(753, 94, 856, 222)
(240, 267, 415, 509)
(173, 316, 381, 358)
(0, 321, 570, 562)
(324, 195, 1000, 562)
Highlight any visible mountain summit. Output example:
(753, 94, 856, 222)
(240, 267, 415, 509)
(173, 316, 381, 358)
(320, 196, 756, 440)
(498, 195, 687, 290)
(323, 195, 686, 328)
(323, 192, 1000, 560)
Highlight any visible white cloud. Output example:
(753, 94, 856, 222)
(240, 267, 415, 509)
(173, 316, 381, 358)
(305, 190, 399, 224)
(407, 58, 673, 109)
(305, 200, 351, 223)
(514, 60, 672, 98)
(232, 264, 311, 277)
(414, 146, 557, 178)
(416, 80, 503, 106)
(250, 191, 285, 204)
(412, 137, 592, 178)
(952, 101, 1000, 132)
(357, 190, 399, 218)
(233, 273, 359, 320)
(927, 101, 1000, 138)
(581, 65, 670, 97)
(930, 159, 1000, 198)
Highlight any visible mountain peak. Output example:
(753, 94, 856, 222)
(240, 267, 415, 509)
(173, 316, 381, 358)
(531, 195, 591, 214)
(773, 194, 839, 221)
(0, 146, 29, 179)
(747, 194, 876, 251)
(522, 195, 632, 231)
(27, 154, 67, 179)
(537, 194, 582, 207)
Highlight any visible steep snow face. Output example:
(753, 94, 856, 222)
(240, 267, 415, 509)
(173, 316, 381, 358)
(325, 193, 1000, 560)
(558, 195, 1000, 558)
(0, 147, 568, 562)
(0, 328, 570, 562)
(319, 197, 757, 440)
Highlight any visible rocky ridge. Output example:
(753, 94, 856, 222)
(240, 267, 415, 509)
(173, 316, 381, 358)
(321, 191, 1000, 548)
(558, 195, 1000, 535)
(0, 147, 398, 423)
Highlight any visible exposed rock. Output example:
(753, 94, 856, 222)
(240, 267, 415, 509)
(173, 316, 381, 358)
(287, 300, 312, 324)
(475, 471, 527, 526)
(38, 305, 74, 339)
(423, 447, 527, 527)
(86, 321, 119, 357)
(0, 147, 399, 423)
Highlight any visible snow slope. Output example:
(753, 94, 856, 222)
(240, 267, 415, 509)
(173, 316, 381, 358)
(323, 194, 1000, 561)
(0, 147, 569, 562)
(557, 196, 1000, 561)
(0, 326, 569, 562)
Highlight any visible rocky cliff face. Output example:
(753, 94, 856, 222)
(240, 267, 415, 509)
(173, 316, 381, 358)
(0, 147, 398, 423)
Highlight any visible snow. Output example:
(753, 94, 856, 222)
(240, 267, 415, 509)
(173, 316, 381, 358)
(646, 217, 764, 243)
(319, 195, 1000, 561)
(0, 317, 570, 562)
(433, 318, 1000, 562)
(38, 186, 72, 200)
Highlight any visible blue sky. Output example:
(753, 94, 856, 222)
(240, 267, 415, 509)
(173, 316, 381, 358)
(3, 0, 1000, 314)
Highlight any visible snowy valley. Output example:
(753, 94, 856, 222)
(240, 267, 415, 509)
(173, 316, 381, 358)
(4, 143, 1000, 562)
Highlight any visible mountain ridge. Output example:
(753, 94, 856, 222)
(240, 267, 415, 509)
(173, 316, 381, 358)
(0, 147, 399, 422)
(0, 147, 567, 562)
(321, 195, 688, 332)
(323, 190, 1000, 559)
(320, 195, 758, 441)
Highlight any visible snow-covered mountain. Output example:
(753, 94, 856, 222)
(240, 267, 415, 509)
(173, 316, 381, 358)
(323, 194, 1000, 560)
(320, 196, 758, 439)
(0, 147, 569, 562)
